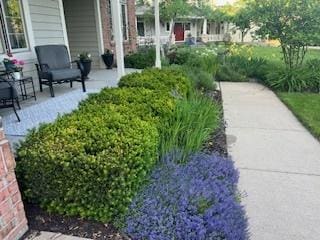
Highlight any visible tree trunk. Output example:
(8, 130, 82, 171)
(168, 19, 175, 47)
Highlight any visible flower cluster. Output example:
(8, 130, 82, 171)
(3, 57, 25, 72)
(124, 153, 248, 240)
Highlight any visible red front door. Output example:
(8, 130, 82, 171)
(174, 23, 184, 41)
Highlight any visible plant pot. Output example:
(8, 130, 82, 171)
(101, 54, 114, 69)
(13, 71, 22, 80)
(80, 60, 92, 79)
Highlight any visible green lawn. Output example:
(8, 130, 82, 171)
(278, 93, 320, 139)
(251, 46, 320, 63)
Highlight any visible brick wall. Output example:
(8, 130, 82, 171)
(100, 0, 137, 57)
(0, 120, 28, 240)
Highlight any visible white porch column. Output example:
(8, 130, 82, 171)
(154, 0, 161, 68)
(202, 18, 208, 43)
(111, 0, 125, 78)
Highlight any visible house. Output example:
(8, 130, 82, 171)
(0, 0, 137, 89)
(135, 2, 254, 45)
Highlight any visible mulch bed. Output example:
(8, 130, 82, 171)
(23, 203, 129, 240)
(22, 90, 228, 240)
(204, 90, 228, 157)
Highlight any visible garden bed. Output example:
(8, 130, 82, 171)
(22, 89, 228, 240)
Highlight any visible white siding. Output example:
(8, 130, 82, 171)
(28, 0, 66, 46)
(16, 0, 68, 93)
(63, 0, 101, 69)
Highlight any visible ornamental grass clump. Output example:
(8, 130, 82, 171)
(159, 93, 220, 163)
(124, 153, 248, 240)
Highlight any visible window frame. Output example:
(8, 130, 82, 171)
(137, 21, 145, 37)
(108, 0, 129, 42)
(0, 0, 29, 53)
(120, 0, 129, 41)
(165, 22, 170, 32)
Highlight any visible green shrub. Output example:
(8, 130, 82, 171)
(167, 46, 192, 65)
(124, 46, 155, 69)
(80, 87, 176, 122)
(118, 68, 192, 97)
(263, 63, 320, 92)
(305, 59, 320, 92)
(167, 64, 216, 92)
(17, 104, 159, 222)
(185, 50, 219, 75)
(216, 64, 247, 82)
(159, 93, 220, 163)
(17, 68, 193, 222)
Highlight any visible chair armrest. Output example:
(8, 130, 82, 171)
(72, 60, 85, 76)
(0, 76, 14, 87)
(35, 63, 50, 73)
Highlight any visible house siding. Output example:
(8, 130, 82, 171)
(63, 0, 101, 69)
(16, 0, 68, 92)
(28, 0, 66, 46)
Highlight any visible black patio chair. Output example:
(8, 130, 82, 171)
(35, 45, 86, 97)
(0, 76, 20, 121)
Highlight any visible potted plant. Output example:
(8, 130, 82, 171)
(101, 49, 114, 69)
(3, 56, 25, 80)
(78, 52, 92, 79)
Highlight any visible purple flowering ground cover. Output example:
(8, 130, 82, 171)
(124, 153, 248, 240)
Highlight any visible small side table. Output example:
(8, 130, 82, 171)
(16, 76, 37, 101)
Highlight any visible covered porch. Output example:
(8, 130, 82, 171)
(1, 68, 138, 145)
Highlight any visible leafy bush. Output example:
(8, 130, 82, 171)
(124, 46, 155, 69)
(216, 64, 247, 82)
(17, 104, 159, 222)
(216, 55, 269, 82)
(305, 59, 320, 92)
(264, 66, 317, 92)
(80, 87, 176, 122)
(159, 93, 220, 163)
(124, 153, 248, 240)
(118, 68, 192, 97)
(169, 64, 216, 92)
(166, 47, 218, 91)
(17, 68, 192, 222)
(167, 46, 192, 65)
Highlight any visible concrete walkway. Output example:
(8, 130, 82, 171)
(25, 231, 91, 240)
(221, 82, 320, 240)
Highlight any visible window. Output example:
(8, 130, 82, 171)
(137, 21, 145, 37)
(184, 23, 191, 31)
(0, 0, 28, 53)
(107, 0, 129, 41)
(121, 1, 128, 40)
(166, 22, 170, 32)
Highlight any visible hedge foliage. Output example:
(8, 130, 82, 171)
(16, 68, 191, 222)
(118, 68, 192, 97)
(124, 47, 155, 69)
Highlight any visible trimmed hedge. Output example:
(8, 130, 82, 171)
(16, 68, 191, 222)
(80, 87, 176, 122)
(118, 68, 192, 97)
(124, 47, 155, 69)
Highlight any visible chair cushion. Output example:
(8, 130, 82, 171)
(35, 45, 71, 70)
(0, 82, 18, 100)
(50, 68, 81, 81)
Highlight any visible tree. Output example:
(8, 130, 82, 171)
(250, 0, 320, 69)
(233, 6, 252, 42)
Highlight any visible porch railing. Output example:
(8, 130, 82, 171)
(207, 34, 224, 42)
(137, 36, 172, 46)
